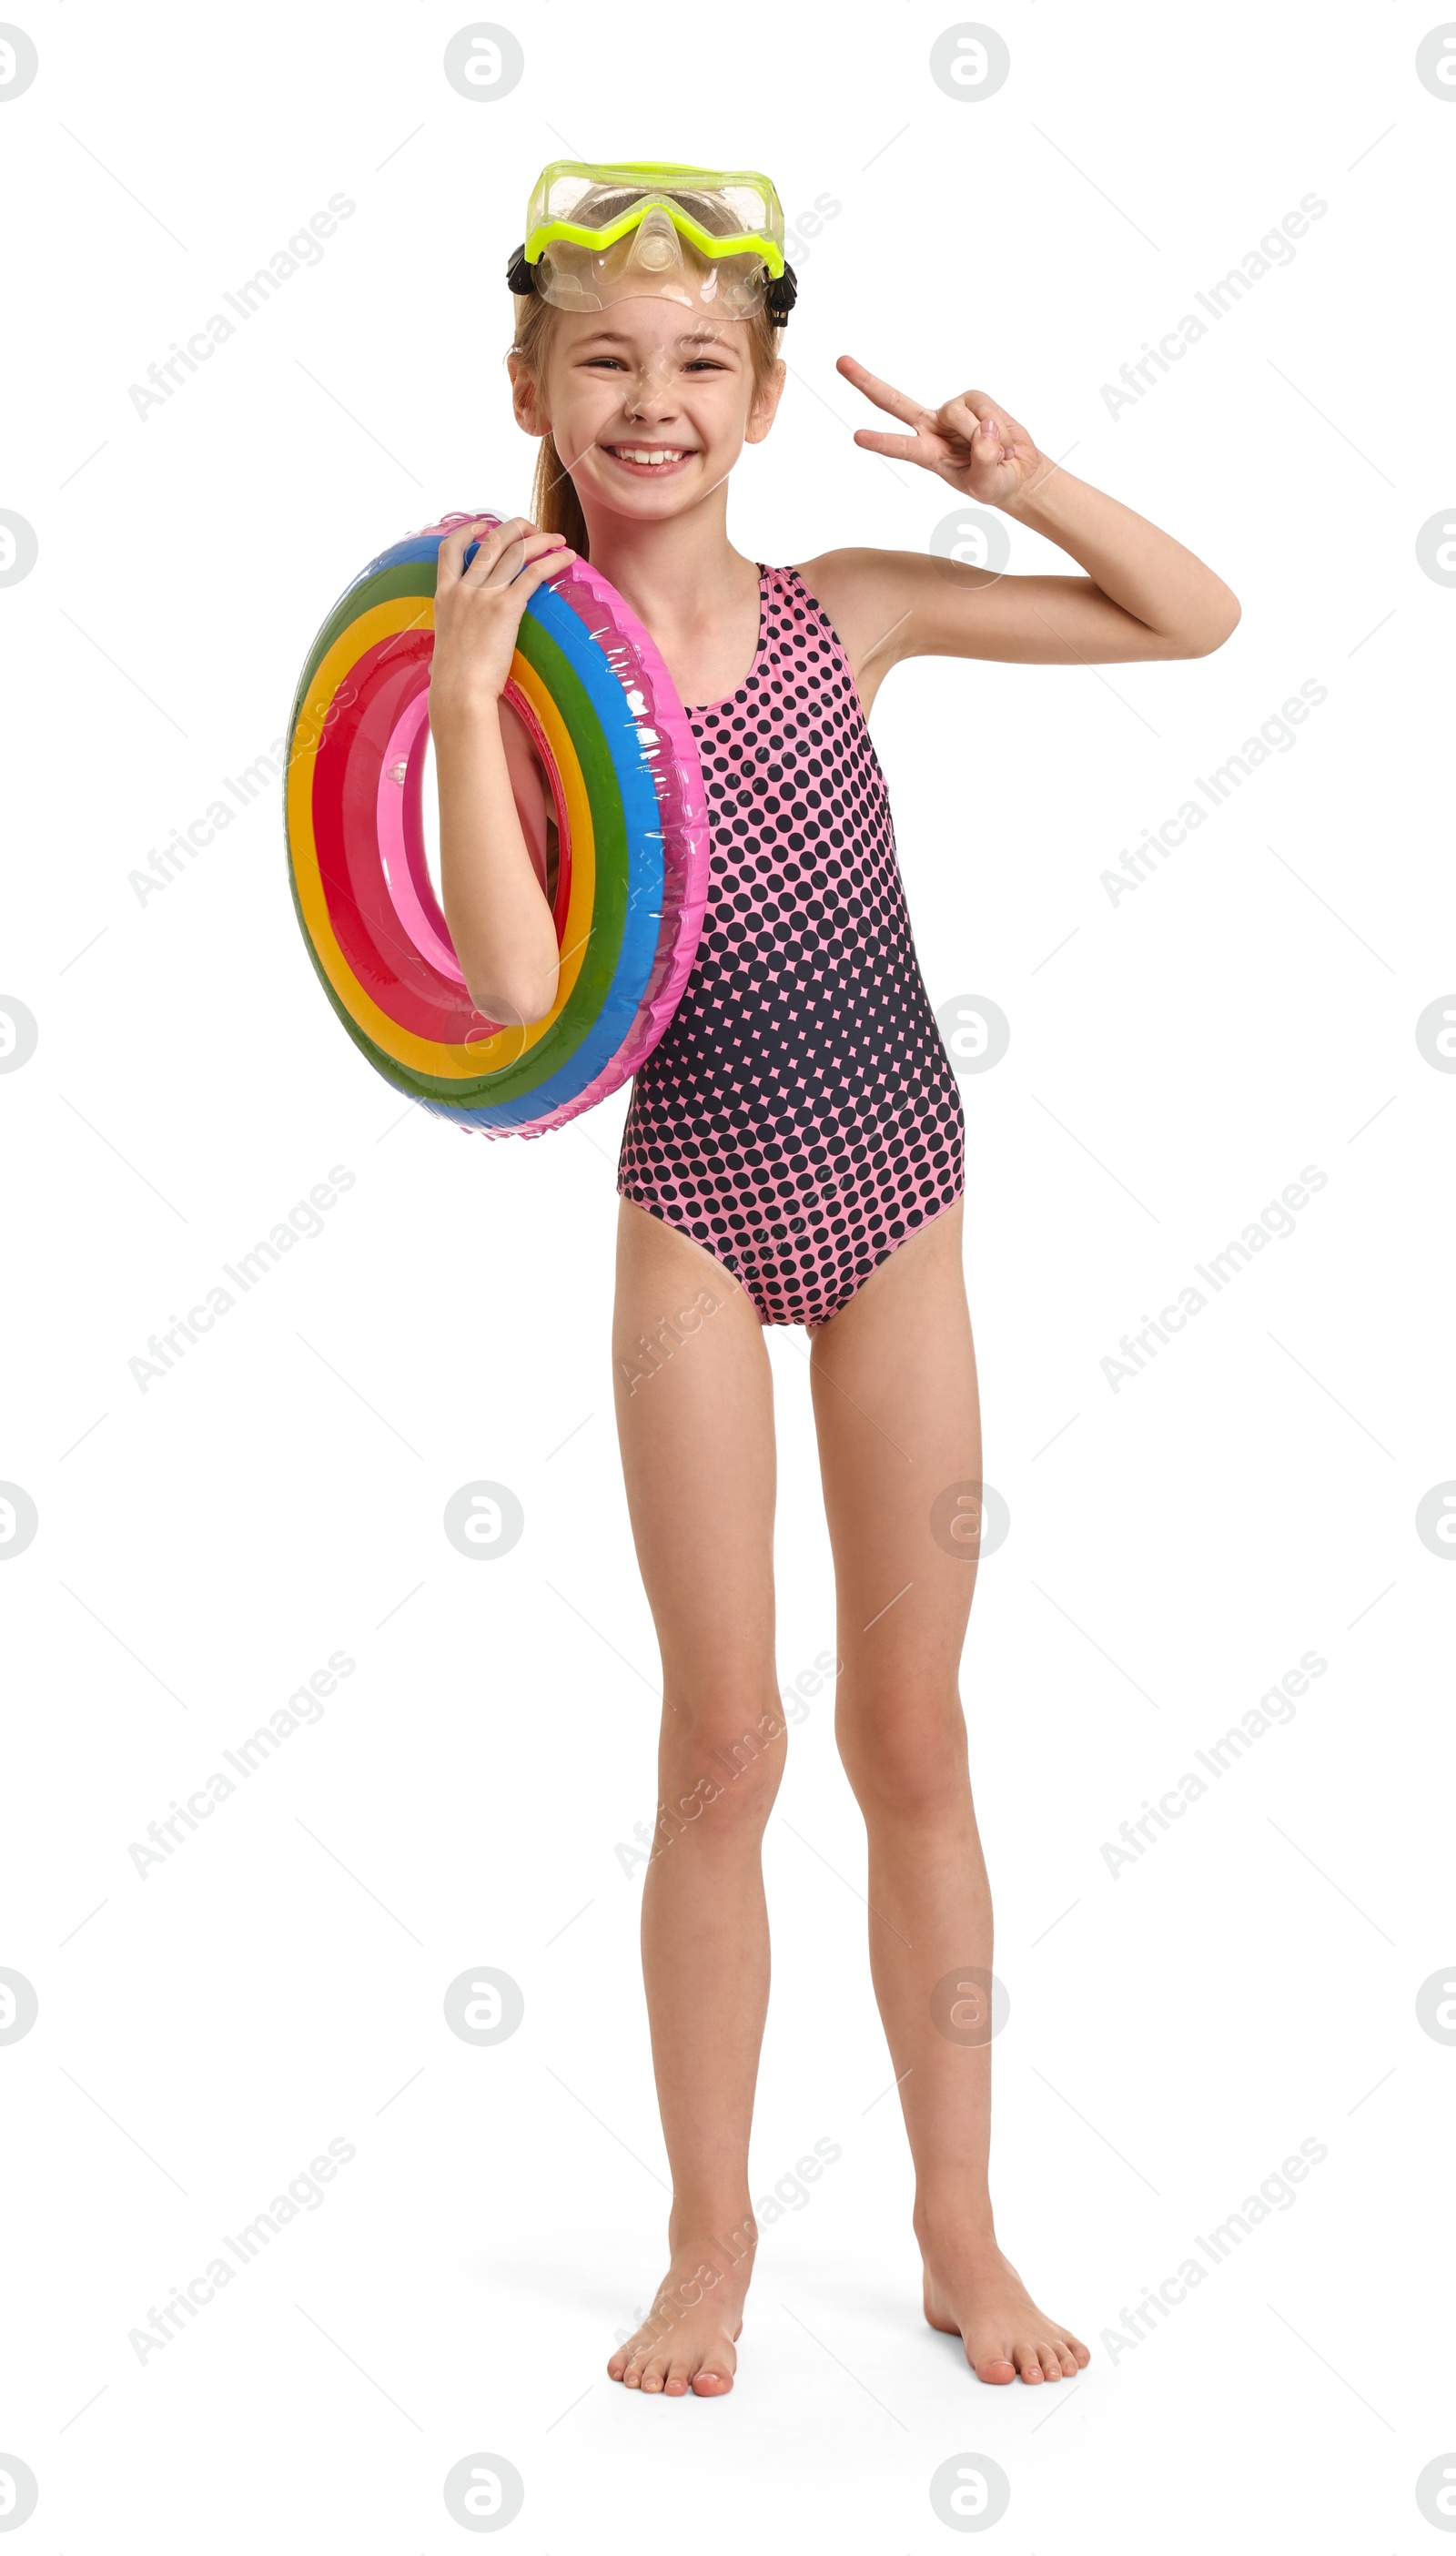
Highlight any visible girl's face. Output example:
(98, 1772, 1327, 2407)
(510, 300, 784, 525)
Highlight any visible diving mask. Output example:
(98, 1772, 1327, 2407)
(507, 160, 798, 325)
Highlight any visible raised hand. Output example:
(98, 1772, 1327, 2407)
(836, 357, 1048, 511)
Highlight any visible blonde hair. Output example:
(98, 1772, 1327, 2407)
(509, 288, 785, 561)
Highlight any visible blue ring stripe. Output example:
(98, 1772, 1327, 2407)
(466, 577, 666, 1124)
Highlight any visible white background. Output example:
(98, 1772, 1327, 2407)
(3, 1, 1453, 2546)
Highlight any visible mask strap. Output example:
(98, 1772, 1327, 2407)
(506, 247, 798, 329)
(764, 262, 797, 325)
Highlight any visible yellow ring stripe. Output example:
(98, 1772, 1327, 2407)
(287, 597, 596, 1078)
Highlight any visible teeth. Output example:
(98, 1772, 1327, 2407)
(614, 447, 685, 465)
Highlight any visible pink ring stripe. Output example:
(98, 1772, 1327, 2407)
(376, 691, 465, 983)
(547, 561, 711, 1098)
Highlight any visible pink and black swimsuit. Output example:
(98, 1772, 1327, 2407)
(617, 563, 966, 1329)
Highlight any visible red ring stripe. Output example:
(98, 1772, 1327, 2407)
(310, 631, 479, 1043)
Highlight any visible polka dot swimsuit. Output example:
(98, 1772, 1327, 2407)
(617, 563, 966, 1329)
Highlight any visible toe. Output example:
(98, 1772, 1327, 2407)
(1037, 2344, 1062, 2381)
(1013, 2341, 1044, 2382)
(1055, 2340, 1078, 2377)
(663, 2358, 692, 2396)
(975, 2353, 1016, 2385)
(693, 2355, 734, 2395)
(640, 2355, 668, 2393)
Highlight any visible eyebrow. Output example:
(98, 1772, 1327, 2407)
(574, 327, 738, 353)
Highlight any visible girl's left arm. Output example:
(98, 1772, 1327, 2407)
(818, 358, 1240, 674)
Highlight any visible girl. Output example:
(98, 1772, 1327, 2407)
(429, 165, 1239, 2400)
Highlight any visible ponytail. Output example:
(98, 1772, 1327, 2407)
(530, 431, 592, 557)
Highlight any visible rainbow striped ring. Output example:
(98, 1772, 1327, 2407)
(284, 512, 709, 1135)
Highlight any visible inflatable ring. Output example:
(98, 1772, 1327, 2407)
(284, 511, 709, 1136)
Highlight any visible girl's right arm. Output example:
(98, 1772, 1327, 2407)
(430, 515, 576, 1025)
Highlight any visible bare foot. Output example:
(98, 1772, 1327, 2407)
(922, 2239, 1091, 2386)
(607, 2236, 753, 2398)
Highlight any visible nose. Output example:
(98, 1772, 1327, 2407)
(622, 360, 679, 420)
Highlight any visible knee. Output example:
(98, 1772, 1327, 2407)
(837, 1691, 969, 1820)
(660, 1698, 788, 1837)
(652, 1759, 777, 1855)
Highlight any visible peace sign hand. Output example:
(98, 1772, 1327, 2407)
(837, 357, 1047, 511)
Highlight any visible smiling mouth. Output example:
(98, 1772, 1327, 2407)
(602, 444, 698, 473)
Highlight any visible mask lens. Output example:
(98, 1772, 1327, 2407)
(522, 167, 781, 320)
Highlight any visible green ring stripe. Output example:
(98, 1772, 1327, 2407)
(288, 559, 434, 742)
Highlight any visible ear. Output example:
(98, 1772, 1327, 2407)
(507, 350, 550, 438)
(743, 355, 786, 448)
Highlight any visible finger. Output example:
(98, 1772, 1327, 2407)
(945, 390, 1026, 454)
(943, 390, 997, 434)
(461, 521, 550, 586)
(982, 400, 1031, 449)
(458, 514, 539, 571)
(956, 414, 1006, 467)
(469, 553, 565, 609)
(836, 354, 936, 430)
(435, 518, 491, 585)
(506, 545, 577, 595)
(437, 511, 516, 567)
(853, 427, 929, 462)
(939, 393, 998, 447)
(507, 537, 574, 592)
(467, 529, 567, 582)
(438, 514, 514, 587)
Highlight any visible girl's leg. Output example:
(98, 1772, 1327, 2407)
(809, 1200, 1090, 2385)
(605, 1200, 785, 2399)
